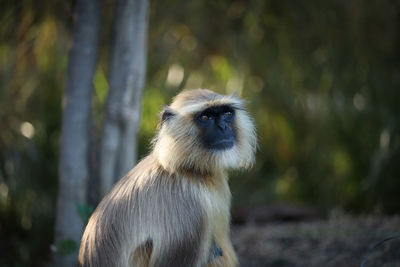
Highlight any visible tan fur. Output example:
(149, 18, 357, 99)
(79, 89, 257, 267)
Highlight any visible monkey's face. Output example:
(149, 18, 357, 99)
(194, 105, 236, 151)
(153, 89, 256, 173)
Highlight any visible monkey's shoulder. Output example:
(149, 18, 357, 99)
(110, 155, 161, 187)
(101, 154, 230, 216)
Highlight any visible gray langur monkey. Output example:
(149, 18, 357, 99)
(79, 89, 257, 267)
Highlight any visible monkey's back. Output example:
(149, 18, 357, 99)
(79, 155, 211, 267)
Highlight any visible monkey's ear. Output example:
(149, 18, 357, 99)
(159, 106, 175, 126)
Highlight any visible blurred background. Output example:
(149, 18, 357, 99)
(1, 0, 400, 266)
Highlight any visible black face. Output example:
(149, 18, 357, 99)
(195, 105, 236, 150)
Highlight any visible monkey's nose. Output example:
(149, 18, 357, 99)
(216, 120, 228, 130)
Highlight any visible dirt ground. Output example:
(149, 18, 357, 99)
(231, 212, 400, 267)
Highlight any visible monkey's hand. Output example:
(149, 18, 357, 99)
(208, 240, 223, 263)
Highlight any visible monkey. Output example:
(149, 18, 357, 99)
(79, 89, 257, 267)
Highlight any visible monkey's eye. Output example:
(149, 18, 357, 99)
(201, 115, 209, 121)
(225, 111, 232, 117)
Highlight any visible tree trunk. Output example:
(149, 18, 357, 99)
(99, 0, 149, 197)
(53, 0, 100, 266)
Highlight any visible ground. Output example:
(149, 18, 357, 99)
(231, 210, 400, 267)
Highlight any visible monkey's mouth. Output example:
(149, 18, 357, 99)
(210, 140, 234, 150)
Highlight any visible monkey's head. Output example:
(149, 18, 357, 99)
(152, 89, 257, 175)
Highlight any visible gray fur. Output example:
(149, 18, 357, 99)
(79, 156, 206, 266)
(79, 89, 256, 267)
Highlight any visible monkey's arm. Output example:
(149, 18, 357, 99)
(146, 180, 207, 267)
(149, 219, 206, 267)
(152, 238, 222, 267)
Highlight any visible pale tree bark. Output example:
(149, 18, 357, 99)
(53, 0, 100, 266)
(99, 0, 149, 197)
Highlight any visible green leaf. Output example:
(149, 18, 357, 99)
(54, 239, 78, 256)
(76, 203, 94, 224)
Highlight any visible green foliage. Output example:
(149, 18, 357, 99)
(76, 203, 94, 225)
(1, 0, 400, 265)
(144, 0, 400, 214)
(53, 239, 78, 256)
